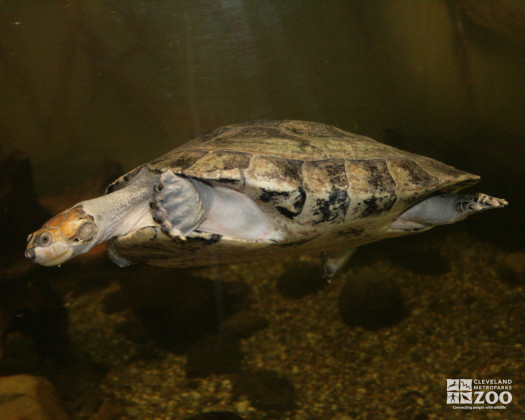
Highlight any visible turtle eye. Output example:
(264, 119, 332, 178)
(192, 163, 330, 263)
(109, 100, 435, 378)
(77, 221, 95, 241)
(37, 232, 53, 247)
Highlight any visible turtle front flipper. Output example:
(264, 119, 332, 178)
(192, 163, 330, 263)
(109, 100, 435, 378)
(150, 171, 213, 239)
(151, 171, 279, 241)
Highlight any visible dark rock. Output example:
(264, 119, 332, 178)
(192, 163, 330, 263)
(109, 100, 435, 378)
(0, 277, 70, 364)
(185, 412, 244, 420)
(338, 268, 405, 329)
(92, 398, 127, 420)
(369, 233, 450, 275)
(49, 359, 108, 418)
(391, 244, 449, 275)
(0, 374, 69, 420)
(277, 263, 326, 298)
(103, 267, 250, 352)
(44, 263, 118, 299)
(498, 252, 525, 285)
(221, 310, 269, 338)
(185, 336, 242, 378)
(233, 370, 296, 412)
(401, 389, 425, 406)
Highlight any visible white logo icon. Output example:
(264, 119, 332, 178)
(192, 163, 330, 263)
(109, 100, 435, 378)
(446, 379, 472, 404)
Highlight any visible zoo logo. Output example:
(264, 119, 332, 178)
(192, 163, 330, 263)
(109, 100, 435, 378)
(447, 379, 473, 404)
(447, 379, 513, 409)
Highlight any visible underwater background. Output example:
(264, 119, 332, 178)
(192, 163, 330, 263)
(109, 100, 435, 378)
(0, 1, 523, 419)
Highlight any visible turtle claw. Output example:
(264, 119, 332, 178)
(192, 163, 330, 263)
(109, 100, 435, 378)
(159, 222, 186, 240)
(481, 195, 508, 208)
(456, 193, 508, 214)
(149, 200, 161, 210)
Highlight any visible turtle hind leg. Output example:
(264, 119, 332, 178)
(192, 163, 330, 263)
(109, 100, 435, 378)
(322, 248, 356, 283)
(455, 193, 508, 214)
(391, 192, 508, 231)
(434, 192, 507, 223)
(150, 171, 213, 239)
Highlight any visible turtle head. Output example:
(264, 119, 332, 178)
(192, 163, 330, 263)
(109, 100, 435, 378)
(25, 205, 98, 266)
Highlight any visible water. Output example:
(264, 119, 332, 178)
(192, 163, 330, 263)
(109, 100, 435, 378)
(0, 1, 523, 418)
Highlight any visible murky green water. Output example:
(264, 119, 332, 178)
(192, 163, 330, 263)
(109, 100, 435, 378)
(0, 1, 523, 419)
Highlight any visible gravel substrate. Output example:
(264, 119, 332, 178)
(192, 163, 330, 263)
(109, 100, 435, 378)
(29, 231, 525, 418)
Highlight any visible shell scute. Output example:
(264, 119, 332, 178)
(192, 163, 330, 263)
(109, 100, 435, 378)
(179, 151, 252, 189)
(244, 156, 305, 218)
(345, 160, 398, 218)
(183, 151, 251, 175)
(346, 160, 396, 193)
(388, 159, 440, 190)
(301, 159, 350, 225)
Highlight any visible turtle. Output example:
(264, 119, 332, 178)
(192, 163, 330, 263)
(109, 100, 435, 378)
(25, 120, 507, 281)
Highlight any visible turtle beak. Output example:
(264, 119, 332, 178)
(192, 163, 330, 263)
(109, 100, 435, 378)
(25, 239, 74, 266)
(25, 248, 36, 261)
(38, 247, 74, 266)
(33, 242, 74, 266)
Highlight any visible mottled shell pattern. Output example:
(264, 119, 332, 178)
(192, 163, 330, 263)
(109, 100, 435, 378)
(107, 121, 479, 267)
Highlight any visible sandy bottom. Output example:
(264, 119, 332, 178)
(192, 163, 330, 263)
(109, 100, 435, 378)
(46, 229, 521, 420)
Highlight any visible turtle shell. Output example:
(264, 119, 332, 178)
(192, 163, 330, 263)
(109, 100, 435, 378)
(108, 120, 479, 267)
